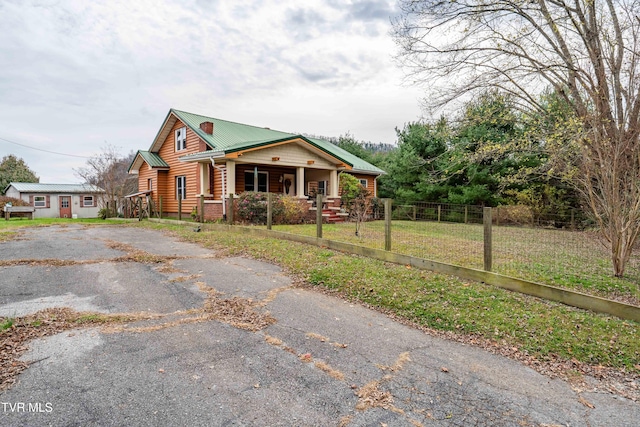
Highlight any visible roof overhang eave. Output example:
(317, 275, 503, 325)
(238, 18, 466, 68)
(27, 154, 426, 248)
(178, 151, 225, 162)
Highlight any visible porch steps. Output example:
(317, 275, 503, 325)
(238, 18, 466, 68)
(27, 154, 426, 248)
(322, 208, 347, 223)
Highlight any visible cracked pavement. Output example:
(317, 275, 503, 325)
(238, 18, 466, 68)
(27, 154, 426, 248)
(0, 224, 638, 426)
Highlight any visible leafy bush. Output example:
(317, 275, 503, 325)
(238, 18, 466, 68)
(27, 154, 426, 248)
(494, 205, 534, 225)
(235, 193, 309, 225)
(98, 208, 109, 220)
(276, 196, 306, 224)
(0, 196, 29, 210)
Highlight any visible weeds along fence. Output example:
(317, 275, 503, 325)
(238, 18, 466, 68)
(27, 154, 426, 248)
(265, 198, 639, 308)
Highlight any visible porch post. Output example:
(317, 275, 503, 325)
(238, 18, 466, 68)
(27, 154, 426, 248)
(296, 167, 305, 198)
(329, 170, 339, 198)
(226, 161, 236, 196)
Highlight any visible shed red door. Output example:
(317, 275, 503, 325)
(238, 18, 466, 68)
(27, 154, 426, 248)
(59, 196, 72, 218)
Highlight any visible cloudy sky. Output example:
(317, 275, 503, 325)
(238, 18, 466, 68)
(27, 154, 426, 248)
(0, 0, 423, 183)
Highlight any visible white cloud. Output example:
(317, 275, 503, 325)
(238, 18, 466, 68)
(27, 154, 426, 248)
(0, 0, 421, 182)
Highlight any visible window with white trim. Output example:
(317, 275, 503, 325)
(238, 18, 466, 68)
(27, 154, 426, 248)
(175, 127, 187, 151)
(244, 170, 268, 192)
(176, 176, 187, 200)
(33, 196, 46, 208)
(83, 196, 94, 207)
(317, 180, 328, 195)
(358, 179, 368, 188)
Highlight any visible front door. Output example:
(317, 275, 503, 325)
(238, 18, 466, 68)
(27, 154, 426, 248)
(59, 196, 71, 218)
(283, 173, 295, 196)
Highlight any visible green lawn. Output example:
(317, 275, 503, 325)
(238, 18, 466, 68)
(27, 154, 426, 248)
(272, 221, 640, 304)
(136, 222, 640, 372)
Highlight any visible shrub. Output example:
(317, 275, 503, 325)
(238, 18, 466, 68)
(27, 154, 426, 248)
(494, 205, 534, 225)
(98, 208, 109, 220)
(235, 193, 310, 225)
(276, 196, 306, 224)
(0, 196, 29, 210)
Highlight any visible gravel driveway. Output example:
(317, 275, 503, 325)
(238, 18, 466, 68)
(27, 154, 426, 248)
(0, 224, 638, 426)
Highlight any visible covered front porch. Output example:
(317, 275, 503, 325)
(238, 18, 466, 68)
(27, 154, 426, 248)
(193, 159, 342, 221)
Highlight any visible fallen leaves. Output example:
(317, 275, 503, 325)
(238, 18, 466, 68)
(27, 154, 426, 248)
(355, 380, 399, 412)
(0, 308, 142, 391)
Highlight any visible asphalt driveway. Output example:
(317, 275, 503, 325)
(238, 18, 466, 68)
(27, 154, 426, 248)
(0, 224, 638, 426)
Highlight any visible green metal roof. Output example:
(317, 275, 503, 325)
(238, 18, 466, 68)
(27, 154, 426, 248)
(169, 109, 385, 175)
(5, 182, 104, 194)
(139, 151, 169, 168)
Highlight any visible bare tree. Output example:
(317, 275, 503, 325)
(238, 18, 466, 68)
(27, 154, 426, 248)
(75, 145, 137, 217)
(393, 0, 640, 277)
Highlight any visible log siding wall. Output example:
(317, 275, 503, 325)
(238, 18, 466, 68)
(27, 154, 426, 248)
(153, 119, 204, 214)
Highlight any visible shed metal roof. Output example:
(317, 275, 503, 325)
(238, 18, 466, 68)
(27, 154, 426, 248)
(5, 182, 104, 194)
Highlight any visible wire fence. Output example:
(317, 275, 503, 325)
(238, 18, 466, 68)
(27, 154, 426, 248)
(264, 198, 639, 304)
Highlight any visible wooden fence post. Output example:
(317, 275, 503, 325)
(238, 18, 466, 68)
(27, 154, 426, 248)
(385, 199, 392, 251)
(437, 205, 441, 222)
(483, 207, 492, 272)
(412, 205, 416, 221)
(228, 194, 234, 224)
(159, 196, 163, 219)
(571, 209, 575, 230)
(178, 194, 182, 221)
(200, 195, 205, 223)
(267, 193, 272, 230)
(316, 193, 323, 238)
(464, 206, 468, 224)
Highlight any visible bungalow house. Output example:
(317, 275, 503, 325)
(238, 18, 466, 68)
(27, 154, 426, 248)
(3, 182, 104, 219)
(128, 108, 385, 221)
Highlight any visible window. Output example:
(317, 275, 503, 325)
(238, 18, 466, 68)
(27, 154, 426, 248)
(175, 127, 187, 151)
(176, 176, 187, 200)
(359, 179, 368, 189)
(148, 178, 153, 191)
(244, 170, 268, 192)
(83, 196, 94, 207)
(34, 196, 46, 208)
(317, 180, 328, 195)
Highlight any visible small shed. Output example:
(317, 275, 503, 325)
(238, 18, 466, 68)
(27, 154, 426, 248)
(3, 182, 104, 219)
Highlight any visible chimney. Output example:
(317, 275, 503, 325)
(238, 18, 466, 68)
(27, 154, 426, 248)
(200, 121, 214, 135)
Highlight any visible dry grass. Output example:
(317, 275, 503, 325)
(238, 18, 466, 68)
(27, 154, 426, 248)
(255, 286, 291, 307)
(0, 231, 22, 242)
(377, 352, 411, 372)
(0, 308, 147, 391)
(314, 360, 345, 380)
(306, 332, 329, 342)
(0, 259, 83, 267)
(196, 282, 276, 332)
(264, 335, 283, 346)
(156, 263, 185, 274)
(355, 380, 397, 411)
(169, 274, 202, 283)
